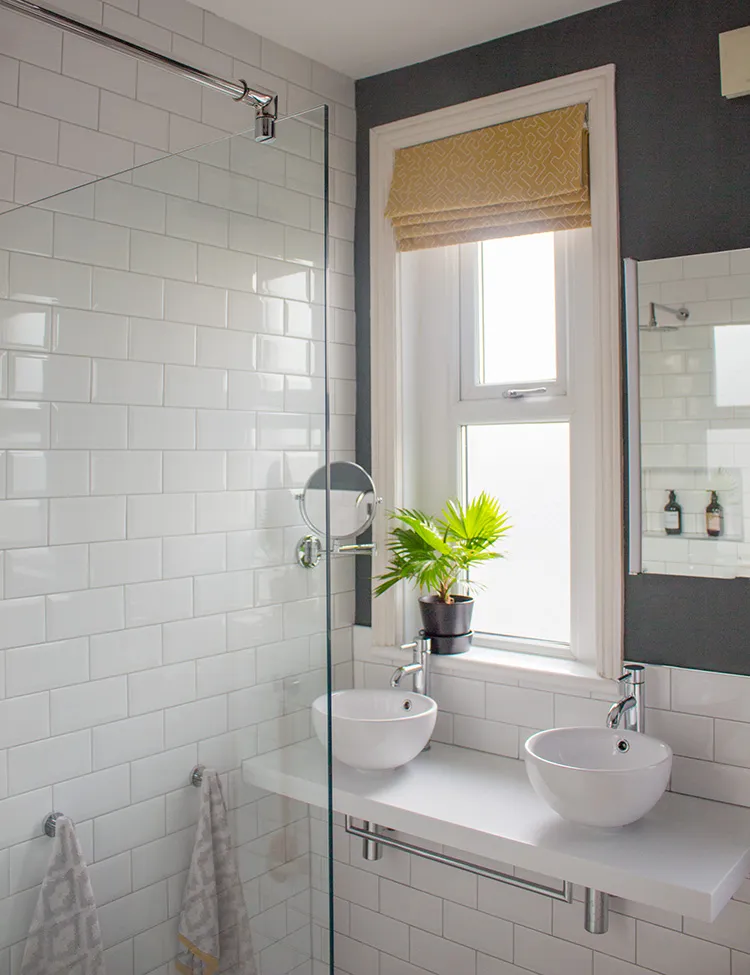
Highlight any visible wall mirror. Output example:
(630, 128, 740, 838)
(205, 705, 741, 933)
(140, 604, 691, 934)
(296, 462, 380, 567)
(626, 247, 750, 580)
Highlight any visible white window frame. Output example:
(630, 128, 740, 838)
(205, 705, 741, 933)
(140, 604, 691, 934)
(369, 65, 623, 681)
(459, 235, 569, 401)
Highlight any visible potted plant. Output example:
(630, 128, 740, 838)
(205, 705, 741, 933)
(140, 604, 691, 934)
(374, 492, 510, 654)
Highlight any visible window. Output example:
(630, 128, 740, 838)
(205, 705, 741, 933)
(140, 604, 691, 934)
(370, 67, 622, 679)
(401, 225, 594, 659)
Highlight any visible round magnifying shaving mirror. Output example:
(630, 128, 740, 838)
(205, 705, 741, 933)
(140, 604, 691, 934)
(296, 462, 379, 567)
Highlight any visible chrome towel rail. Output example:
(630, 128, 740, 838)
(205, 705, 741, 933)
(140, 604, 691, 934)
(344, 816, 573, 903)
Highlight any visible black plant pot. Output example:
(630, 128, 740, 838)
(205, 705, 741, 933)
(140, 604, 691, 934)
(418, 595, 473, 655)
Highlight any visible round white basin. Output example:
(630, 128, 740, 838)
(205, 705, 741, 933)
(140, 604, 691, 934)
(312, 689, 437, 771)
(524, 727, 673, 827)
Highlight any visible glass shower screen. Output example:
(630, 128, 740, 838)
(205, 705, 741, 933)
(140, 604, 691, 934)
(0, 107, 335, 974)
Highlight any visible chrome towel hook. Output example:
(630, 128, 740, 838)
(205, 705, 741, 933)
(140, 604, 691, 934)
(190, 765, 205, 788)
(44, 812, 65, 837)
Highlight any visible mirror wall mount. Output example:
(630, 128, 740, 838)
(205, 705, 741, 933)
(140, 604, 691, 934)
(624, 257, 642, 575)
(295, 461, 381, 569)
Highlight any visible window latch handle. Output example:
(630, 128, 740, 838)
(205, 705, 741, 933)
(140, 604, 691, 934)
(503, 386, 548, 399)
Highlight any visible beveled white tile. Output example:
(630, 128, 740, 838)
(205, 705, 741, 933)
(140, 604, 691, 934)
(229, 214, 284, 260)
(92, 358, 163, 405)
(51, 676, 127, 734)
(95, 179, 166, 233)
(129, 317, 196, 366)
(226, 528, 284, 570)
(228, 371, 284, 411)
(5, 543, 88, 597)
(257, 412, 308, 450)
(5, 637, 88, 696)
(47, 586, 124, 640)
(53, 308, 127, 359)
(200, 168, 258, 217)
(227, 450, 283, 490)
(93, 711, 163, 770)
(672, 668, 750, 722)
(9, 352, 90, 401)
(51, 403, 127, 449)
(0, 206, 52, 258)
(0, 300, 51, 351)
(166, 197, 228, 247)
(53, 213, 129, 269)
(196, 491, 254, 533)
(227, 606, 282, 650)
(197, 245, 257, 294)
(128, 659, 195, 716)
(127, 493, 195, 538)
(194, 569, 254, 615)
(0, 498, 48, 548)
(165, 696, 227, 750)
(228, 292, 283, 334)
(196, 647, 255, 697)
(163, 614, 226, 664)
(196, 409, 255, 450)
(164, 364, 227, 408)
(49, 496, 125, 544)
(257, 257, 308, 301)
(196, 327, 255, 370)
(89, 625, 161, 679)
(61, 30, 136, 97)
(0, 689, 49, 749)
(162, 532, 225, 579)
(10, 252, 91, 309)
(130, 744, 196, 804)
(162, 450, 226, 493)
(53, 764, 131, 824)
(0, 402, 50, 449)
(125, 578, 193, 628)
(128, 406, 195, 449)
(90, 537, 161, 587)
(8, 729, 91, 794)
(90, 450, 161, 495)
(93, 267, 164, 319)
(164, 279, 228, 328)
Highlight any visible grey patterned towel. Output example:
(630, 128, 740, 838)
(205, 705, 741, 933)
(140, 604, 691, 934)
(20, 816, 105, 975)
(177, 770, 256, 975)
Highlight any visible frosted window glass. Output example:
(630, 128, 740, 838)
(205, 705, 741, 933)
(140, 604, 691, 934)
(466, 422, 570, 644)
(480, 233, 556, 385)
(714, 324, 750, 406)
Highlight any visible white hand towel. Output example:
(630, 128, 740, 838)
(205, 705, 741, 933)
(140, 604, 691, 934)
(20, 816, 105, 975)
(177, 769, 256, 975)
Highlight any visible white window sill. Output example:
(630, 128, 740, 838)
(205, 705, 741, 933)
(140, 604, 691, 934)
(353, 625, 616, 695)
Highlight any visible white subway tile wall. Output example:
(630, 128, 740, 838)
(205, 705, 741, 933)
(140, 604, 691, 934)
(0, 2, 356, 973)
(333, 640, 750, 975)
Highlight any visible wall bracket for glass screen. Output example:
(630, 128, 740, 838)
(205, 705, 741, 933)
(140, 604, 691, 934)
(296, 462, 381, 568)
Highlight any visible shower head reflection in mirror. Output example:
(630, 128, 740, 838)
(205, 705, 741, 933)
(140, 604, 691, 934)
(626, 247, 750, 581)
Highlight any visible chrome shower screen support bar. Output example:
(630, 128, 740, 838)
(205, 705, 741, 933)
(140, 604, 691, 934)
(0, 0, 278, 140)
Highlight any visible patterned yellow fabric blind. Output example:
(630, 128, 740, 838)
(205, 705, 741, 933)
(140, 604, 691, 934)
(385, 103, 590, 252)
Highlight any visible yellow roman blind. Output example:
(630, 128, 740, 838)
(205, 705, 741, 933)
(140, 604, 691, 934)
(385, 103, 590, 251)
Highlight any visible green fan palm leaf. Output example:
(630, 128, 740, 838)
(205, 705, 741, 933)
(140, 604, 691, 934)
(374, 493, 510, 603)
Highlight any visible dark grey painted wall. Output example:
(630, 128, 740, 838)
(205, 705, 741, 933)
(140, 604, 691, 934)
(354, 0, 750, 673)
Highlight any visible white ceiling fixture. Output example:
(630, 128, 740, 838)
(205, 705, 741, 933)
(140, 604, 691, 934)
(188, 0, 623, 79)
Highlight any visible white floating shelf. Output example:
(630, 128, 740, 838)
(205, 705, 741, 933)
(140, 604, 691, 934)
(243, 739, 750, 922)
